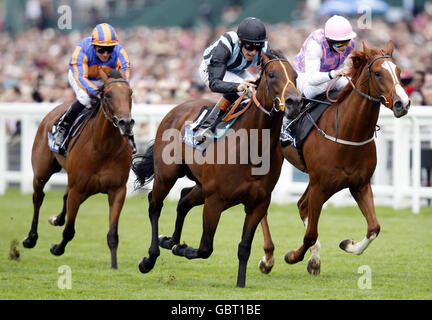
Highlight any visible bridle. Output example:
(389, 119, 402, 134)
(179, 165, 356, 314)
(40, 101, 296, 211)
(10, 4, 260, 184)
(99, 79, 132, 127)
(222, 58, 299, 121)
(259, 58, 300, 116)
(328, 55, 397, 109)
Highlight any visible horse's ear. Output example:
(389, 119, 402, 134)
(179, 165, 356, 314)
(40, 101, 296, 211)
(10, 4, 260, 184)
(362, 41, 371, 56)
(386, 40, 394, 57)
(261, 52, 270, 66)
(99, 67, 108, 83)
(117, 68, 126, 80)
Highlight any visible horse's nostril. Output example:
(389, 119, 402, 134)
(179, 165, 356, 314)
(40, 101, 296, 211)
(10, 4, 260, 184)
(286, 98, 294, 106)
(394, 101, 402, 110)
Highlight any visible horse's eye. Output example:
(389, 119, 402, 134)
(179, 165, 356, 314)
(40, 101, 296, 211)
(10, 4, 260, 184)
(268, 71, 275, 79)
(374, 71, 381, 77)
(105, 92, 112, 99)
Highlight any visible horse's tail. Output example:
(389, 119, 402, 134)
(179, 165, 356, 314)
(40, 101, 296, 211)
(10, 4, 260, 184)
(131, 141, 155, 189)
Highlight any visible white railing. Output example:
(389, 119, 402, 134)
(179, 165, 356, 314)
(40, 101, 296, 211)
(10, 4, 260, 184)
(1, 103, 431, 213)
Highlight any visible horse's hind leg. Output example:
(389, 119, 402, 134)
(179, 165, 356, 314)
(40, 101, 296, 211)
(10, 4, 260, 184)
(50, 188, 87, 256)
(23, 157, 61, 249)
(340, 183, 380, 254)
(107, 186, 127, 269)
(159, 185, 204, 250)
(139, 176, 177, 274)
(258, 215, 275, 274)
(48, 188, 68, 226)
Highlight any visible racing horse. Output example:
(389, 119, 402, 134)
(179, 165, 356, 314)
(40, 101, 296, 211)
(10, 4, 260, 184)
(257, 41, 411, 275)
(132, 50, 302, 287)
(23, 69, 134, 269)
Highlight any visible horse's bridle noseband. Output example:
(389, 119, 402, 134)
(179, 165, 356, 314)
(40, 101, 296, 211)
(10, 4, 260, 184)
(99, 79, 132, 127)
(356, 55, 396, 108)
(258, 58, 300, 117)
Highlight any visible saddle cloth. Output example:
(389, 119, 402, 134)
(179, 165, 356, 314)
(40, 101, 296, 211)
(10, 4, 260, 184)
(48, 107, 96, 156)
(280, 91, 338, 163)
(182, 103, 246, 151)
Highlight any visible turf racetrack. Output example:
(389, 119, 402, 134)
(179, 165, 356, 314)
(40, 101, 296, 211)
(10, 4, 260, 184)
(1, 188, 431, 299)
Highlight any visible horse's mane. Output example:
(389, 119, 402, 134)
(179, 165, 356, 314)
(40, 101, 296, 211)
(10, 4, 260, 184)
(107, 69, 123, 79)
(264, 49, 287, 61)
(336, 47, 387, 103)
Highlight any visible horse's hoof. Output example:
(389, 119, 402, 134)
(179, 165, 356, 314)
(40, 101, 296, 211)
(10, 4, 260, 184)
(50, 244, 64, 256)
(48, 215, 64, 226)
(258, 257, 274, 274)
(284, 251, 296, 264)
(158, 235, 175, 250)
(307, 259, 321, 275)
(172, 244, 187, 256)
(138, 257, 154, 274)
(22, 234, 38, 248)
(339, 239, 354, 252)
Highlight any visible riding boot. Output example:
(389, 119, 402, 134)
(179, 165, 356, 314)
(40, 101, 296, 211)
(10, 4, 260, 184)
(55, 100, 85, 146)
(128, 135, 137, 154)
(195, 96, 232, 144)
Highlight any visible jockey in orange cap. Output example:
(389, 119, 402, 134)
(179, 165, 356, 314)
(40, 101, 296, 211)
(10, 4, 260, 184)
(55, 23, 135, 153)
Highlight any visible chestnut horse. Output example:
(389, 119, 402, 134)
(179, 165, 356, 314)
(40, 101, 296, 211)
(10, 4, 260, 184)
(132, 50, 302, 287)
(257, 41, 411, 275)
(23, 69, 134, 269)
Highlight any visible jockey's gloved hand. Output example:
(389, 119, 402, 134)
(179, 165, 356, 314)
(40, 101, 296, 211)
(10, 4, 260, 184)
(90, 95, 100, 108)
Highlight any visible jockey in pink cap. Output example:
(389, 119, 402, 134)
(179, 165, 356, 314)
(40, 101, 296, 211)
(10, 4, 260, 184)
(293, 15, 357, 99)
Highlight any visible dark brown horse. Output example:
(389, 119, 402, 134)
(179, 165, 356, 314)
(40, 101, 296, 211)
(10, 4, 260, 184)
(132, 50, 302, 287)
(257, 41, 411, 275)
(23, 69, 134, 269)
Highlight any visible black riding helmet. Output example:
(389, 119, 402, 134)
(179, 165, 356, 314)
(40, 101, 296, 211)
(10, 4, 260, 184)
(237, 17, 266, 43)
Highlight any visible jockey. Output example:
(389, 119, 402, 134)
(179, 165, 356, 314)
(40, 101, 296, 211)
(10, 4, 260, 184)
(196, 17, 269, 143)
(55, 23, 135, 152)
(293, 15, 357, 100)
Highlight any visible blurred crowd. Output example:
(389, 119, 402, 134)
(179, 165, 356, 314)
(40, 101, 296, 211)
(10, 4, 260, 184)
(1, 9, 432, 108)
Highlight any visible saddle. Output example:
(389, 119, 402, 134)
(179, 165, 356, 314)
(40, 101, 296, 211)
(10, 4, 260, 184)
(182, 101, 249, 151)
(280, 91, 338, 164)
(48, 107, 97, 156)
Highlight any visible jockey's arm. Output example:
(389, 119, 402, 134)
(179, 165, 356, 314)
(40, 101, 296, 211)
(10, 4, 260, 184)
(304, 40, 338, 86)
(70, 49, 99, 97)
(207, 44, 239, 94)
(116, 46, 131, 83)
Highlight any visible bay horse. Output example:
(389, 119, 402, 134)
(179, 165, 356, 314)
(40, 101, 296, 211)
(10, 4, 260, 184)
(22, 69, 134, 269)
(132, 50, 302, 287)
(257, 41, 411, 275)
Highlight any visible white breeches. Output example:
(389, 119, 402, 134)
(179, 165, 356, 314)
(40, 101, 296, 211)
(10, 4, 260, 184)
(296, 72, 348, 99)
(68, 70, 103, 107)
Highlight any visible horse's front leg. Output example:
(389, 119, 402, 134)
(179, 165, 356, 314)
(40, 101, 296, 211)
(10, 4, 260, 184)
(285, 183, 329, 265)
(49, 188, 68, 226)
(258, 214, 275, 274)
(107, 186, 127, 269)
(340, 183, 381, 254)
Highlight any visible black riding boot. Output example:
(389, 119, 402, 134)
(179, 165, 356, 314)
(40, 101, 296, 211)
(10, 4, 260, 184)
(194, 104, 222, 144)
(55, 100, 85, 146)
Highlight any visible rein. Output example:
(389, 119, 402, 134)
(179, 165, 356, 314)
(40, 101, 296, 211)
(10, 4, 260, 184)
(317, 54, 395, 146)
(223, 58, 298, 121)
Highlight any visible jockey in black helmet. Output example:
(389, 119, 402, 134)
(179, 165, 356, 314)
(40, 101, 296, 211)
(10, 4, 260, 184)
(196, 17, 269, 143)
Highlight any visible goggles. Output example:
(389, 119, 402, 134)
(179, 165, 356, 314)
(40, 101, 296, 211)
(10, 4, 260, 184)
(242, 41, 264, 51)
(332, 40, 351, 48)
(95, 46, 115, 54)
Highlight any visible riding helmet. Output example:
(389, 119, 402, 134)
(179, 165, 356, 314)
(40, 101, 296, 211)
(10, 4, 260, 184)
(237, 17, 266, 43)
(91, 23, 118, 46)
